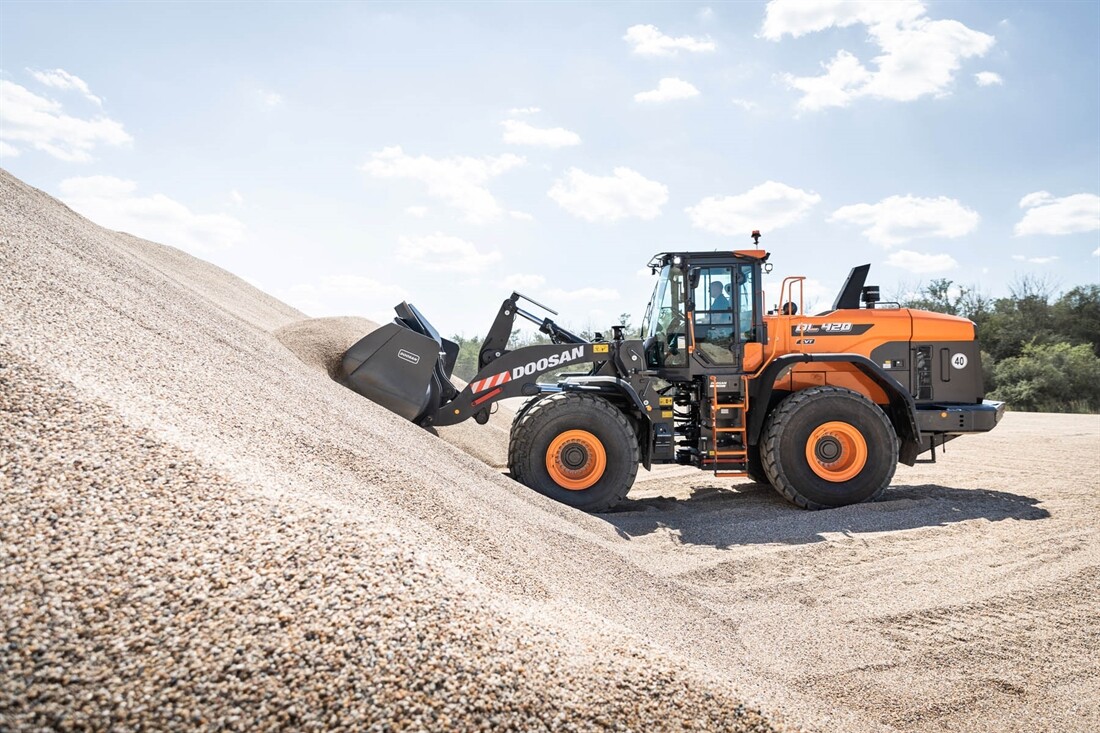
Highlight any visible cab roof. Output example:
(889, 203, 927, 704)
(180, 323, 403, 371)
(647, 250, 771, 270)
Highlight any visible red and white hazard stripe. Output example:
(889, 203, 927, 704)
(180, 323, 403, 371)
(470, 370, 511, 394)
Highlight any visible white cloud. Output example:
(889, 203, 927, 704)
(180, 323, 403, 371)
(0, 141, 19, 157)
(634, 77, 701, 103)
(503, 274, 546, 291)
(361, 146, 525, 224)
(229, 189, 244, 206)
(731, 98, 760, 111)
(1014, 191, 1100, 236)
(405, 205, 428, 218)
(830, 195, 980, 246)
(509, 210, 534, 222)
(281, 276, 407, 321)
(797, 277, 834, 311)
(1093, 247, 1100, 257)
(395, 233, 501, 274)
(975, 71, 1003, 86)
(698, 7, 715, 22)
(502, 276, 620, 306)
(1011, 255, 1059, 264)
(548, 167, 668, 222)
(501, 119, 581, 147)
(884, 250, 959, 273)
(544, 287, 621, 302)
(59, 176, 246, 254)
(762, 0, 925, 39)
(781, 50, 872, 111)
(763, 0, 995, 111)
(1018, 191, 1051, 209)
(508, 106, 541, 115)
(623, 24, 716, 56)
(258, 90, 283, 107)
(763, 276, 834, 314)
(686, 181, 821, 236)
(28, 68, 102, 105)
(0, 80, 131, 162)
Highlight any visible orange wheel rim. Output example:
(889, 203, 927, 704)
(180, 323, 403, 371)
(546, 430, 607, 491)
(805, 421, 868, 483)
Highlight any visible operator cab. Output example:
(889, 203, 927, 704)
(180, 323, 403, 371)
(641, 249, 768, 373)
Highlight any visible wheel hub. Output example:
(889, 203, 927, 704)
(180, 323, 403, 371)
(546, 429, 607, 491)
(805, 421, 868, 483)
(562, 445, 588, 469)
(814, 437, 842, 462)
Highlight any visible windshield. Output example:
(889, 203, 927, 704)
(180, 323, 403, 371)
(643, 264, 687, 367)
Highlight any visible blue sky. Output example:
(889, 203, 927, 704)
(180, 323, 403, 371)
(3, 1, 1098, 335)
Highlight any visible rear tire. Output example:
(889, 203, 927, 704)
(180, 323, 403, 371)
(745, 442, 769, 485)
(509, 392, 638, 512)
(761, 386, 898, 509)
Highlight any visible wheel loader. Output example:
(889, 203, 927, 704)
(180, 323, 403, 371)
(341, 233, 1004, 511)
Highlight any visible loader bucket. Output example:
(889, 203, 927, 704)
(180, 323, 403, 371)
(341, 302, 460, 424)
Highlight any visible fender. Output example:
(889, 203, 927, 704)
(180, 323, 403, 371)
(558, 374, 659, 470)
(746, 353, 923, 465)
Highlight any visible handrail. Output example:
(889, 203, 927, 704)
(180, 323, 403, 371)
(749, 276, 805, 380)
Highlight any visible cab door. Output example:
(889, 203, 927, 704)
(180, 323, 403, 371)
(690, 263, 758, 370)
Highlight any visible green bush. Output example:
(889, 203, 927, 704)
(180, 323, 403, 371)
(990, 341, 1100, 413)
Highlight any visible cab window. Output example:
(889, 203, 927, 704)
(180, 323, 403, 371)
(691, 264, 757, 364)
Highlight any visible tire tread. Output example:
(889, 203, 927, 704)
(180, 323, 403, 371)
(508, 392, 638, 512)
(761, 386, 897, 510)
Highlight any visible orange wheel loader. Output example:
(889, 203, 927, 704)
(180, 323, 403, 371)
(340, 233, 1003, 511)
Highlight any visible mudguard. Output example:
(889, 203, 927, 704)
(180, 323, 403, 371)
(746, 352, 923, 463)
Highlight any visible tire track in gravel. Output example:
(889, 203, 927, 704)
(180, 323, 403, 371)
(870, 566, 1100, 663)
(795, 567, 1100, 732)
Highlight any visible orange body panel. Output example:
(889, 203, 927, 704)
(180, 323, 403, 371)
(760, 307, 975, 405)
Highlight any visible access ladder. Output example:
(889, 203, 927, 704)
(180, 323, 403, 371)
(702, 374, 750, 478)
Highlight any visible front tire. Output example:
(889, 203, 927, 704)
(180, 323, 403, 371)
(761, 387, 898, 509)
(509, 392, 638, 512)
(508, 395, 546, 484)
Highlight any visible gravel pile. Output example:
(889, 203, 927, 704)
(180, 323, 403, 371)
(0, 341, 775, 731)
(0, 168, 792, 731)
